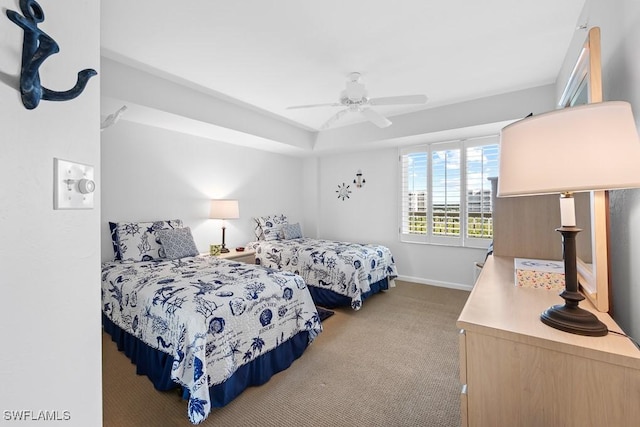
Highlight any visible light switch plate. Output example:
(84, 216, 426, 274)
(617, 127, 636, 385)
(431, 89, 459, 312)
(54, 158, 95, 210)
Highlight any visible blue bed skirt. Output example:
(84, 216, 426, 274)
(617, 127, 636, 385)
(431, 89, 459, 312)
(102, 314, 310, 408)
(307, 277, 389, 308)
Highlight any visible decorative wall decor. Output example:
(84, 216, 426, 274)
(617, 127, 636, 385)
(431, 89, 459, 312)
(6, 0, 97, 109)
(101, 105, 128, 131)
(336, 183, 351, 201)
(353, 170, 366, 188)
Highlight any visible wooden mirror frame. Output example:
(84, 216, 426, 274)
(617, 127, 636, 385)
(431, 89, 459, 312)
(557, 27, 610, 312)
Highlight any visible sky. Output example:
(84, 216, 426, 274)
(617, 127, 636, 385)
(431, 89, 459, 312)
(406, 144, 499, 205)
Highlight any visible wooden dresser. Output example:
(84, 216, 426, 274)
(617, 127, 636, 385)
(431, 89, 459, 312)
(457, 255, 640, 427)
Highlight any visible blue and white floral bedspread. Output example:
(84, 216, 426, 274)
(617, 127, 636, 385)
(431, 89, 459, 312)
(249, 238, 398, 310)
(101, 256, 321, 424)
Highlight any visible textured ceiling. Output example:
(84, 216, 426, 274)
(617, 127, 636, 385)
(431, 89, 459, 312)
(101, 0, 586, 132)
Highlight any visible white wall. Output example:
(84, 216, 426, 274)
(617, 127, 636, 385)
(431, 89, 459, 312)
(562, 0, 640, 339)
(318, 149, 397, 244)
(101, 121, 304, 260)
(301, 157, 321, 238)
(0, 1, 102, 425)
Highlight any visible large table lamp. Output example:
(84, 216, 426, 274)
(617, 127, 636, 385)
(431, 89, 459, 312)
(209, 199, 239, 253)
(498, 101, 640, 336)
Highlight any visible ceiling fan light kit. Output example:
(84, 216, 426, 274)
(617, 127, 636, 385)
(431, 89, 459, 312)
(287, 72, 427, 129)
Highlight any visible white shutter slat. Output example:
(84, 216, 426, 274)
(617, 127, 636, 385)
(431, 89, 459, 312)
(400, 150, 428, 238)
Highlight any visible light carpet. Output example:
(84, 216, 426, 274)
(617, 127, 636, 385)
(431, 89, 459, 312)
(102, 280, 470, 427)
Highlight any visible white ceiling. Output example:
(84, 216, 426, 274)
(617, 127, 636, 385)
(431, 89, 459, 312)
(100, 0, 586, 133)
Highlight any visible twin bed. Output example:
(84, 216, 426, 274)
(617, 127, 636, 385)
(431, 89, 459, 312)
(103, 220, 322, 424)
(249, 214, 398, 310)
(103, 217, 397, 424)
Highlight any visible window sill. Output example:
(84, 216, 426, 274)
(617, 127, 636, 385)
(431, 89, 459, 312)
(400, 236, 492, 250)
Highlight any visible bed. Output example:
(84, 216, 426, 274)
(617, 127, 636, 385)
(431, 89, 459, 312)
(248, 215, 398, 310)
(103, 220, 322, 424)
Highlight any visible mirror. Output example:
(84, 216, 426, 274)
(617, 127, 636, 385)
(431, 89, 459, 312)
(557, 27, 610, 312)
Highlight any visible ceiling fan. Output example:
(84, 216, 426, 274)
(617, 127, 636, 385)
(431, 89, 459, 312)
(287, 72, 427, 129)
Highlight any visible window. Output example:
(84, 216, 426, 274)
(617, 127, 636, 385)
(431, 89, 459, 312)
(400, 136, 499, 248)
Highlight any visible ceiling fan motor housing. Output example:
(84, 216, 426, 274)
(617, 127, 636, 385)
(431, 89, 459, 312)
(346, 81, 366, 101)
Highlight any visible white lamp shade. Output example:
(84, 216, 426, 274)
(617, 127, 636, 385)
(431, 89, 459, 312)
(209, 199, 239, 219)
(498, 101, 640, 197)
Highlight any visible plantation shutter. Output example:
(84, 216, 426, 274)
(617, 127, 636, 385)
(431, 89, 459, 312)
(400, 147, 428, 242)
(431, 145, 461, 239)
(465, 139, 499, 243)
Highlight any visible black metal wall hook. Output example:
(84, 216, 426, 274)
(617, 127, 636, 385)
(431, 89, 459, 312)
(6, 0, 97, 109)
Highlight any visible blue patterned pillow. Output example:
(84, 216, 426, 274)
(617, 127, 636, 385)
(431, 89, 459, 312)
(282, 223, 303, 239)
(112, 219, 183, 261)
(109, 222, 122, 260)
(157, 227, 199, 260)
(255, 214, 288, 240)
(263, 224, 284, 241)
(253, 218, 263, 241)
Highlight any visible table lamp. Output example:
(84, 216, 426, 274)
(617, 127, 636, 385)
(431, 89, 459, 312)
(498, 101, 640, 336)
(209, 199, 239, 253)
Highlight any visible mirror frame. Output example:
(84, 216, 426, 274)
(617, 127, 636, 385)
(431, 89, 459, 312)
(557, 27, 610, 312)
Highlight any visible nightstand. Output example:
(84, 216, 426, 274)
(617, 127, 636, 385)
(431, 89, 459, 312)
(215, 248, 255, 264)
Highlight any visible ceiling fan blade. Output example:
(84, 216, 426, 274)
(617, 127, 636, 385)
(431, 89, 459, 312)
(320, 108, 350, 130)
(287, 102, 342, 110)
(368, 94, 428, 106)
(361, 108, 392, 128)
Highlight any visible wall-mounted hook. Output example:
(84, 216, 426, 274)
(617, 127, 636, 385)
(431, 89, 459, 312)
(101, 105, 128, 131)
(6, 0, 97, 109)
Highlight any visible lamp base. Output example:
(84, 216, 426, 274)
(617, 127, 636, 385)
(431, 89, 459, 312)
(220, 225, 229, 253)
(539, 224, 608, 337)
(540, 304, 608, 337)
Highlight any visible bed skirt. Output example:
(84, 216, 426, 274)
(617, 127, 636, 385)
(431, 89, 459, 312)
(102, 314, 310, 408)
(307, 277, 389, 308)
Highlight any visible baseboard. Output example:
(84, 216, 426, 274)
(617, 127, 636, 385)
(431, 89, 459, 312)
(396, 275, 473, 292)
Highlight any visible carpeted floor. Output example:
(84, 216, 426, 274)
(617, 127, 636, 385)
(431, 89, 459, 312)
(102, 280, 470, 427)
